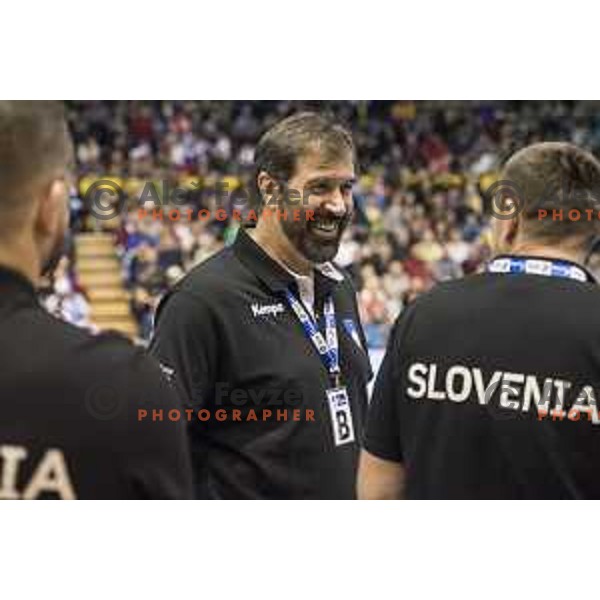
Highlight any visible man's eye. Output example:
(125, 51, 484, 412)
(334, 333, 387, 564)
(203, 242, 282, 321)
(341, 183, 354, 194)
(311, 184, 329, 195)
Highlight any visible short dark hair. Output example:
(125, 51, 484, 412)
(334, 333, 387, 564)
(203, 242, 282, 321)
(501, 141, 600, 243)
(252, 112, 355, 209)
(0, 101, 70, 212)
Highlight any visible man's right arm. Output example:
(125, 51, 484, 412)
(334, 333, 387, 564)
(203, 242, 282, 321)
(149, 290, 219, 410)
(122, 349, 195, 499)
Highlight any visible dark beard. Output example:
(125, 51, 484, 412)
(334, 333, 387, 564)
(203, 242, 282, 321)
(281, 208, 351, 264)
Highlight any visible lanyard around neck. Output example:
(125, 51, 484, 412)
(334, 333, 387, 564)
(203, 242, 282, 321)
(285, 289, 341, 386)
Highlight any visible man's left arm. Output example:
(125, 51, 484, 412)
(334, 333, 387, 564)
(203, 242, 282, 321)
(357, 313, 410, 499)
(357, 450, 406, 500)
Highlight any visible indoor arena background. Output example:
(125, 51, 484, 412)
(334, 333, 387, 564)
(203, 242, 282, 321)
(48, 101, 600, 376)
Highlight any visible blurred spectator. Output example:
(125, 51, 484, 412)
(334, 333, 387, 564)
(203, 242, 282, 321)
(41, 256, 92, 330)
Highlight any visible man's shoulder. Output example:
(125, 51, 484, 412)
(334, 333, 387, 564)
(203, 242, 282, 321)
(33, 309, 157, 387)
(153, 248, 241, 326)
(387, 274, 490, 340)
(409, 274, 483, 309)
(404, 270, 600, 331)
(422, 270, 600, 303)
(176, 246, 242, 295)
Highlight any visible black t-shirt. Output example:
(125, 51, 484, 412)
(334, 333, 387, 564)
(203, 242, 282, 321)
(363, 255, 600, 499)
(0, 267, 193, 499)
(150, 228, 372, 499)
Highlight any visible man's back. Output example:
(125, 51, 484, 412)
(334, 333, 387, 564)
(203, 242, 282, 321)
(364, 264, 600, 499)
(0, 267, 193, 499)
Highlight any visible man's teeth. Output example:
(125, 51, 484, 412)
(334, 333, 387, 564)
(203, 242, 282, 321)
(313, 218, 338, 232)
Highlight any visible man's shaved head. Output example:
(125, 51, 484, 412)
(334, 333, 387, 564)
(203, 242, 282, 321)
(501, 141, 600, 244)
(0, 101, 71, 231)
(0, 102, 72, 279)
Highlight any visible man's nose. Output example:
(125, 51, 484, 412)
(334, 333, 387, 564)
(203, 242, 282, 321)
(323, 191, 347, 217)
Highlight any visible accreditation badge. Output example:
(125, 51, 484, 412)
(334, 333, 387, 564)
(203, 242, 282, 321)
(326, 386, 355, 447)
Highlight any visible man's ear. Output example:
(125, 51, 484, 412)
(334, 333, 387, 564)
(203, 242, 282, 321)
(497, 214, 520, 253)
(505, 214, 520, 246)
(257, 171, 278, 207)
(34, 178, 68, 238)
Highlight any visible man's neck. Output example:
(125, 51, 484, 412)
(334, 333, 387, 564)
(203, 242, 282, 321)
(508, 242, 586, 266)
(0, 241, 39, 286)
(249, 223, 313, 277)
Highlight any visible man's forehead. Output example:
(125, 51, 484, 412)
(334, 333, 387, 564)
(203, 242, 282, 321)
(294, 150, 355, 180)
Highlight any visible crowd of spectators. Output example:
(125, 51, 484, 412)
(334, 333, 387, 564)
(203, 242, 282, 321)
(40, 255, 94, 331)
(55, 100, 600, 347)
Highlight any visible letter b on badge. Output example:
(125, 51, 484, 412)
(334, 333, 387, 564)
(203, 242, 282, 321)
(326, 387, 355, 446)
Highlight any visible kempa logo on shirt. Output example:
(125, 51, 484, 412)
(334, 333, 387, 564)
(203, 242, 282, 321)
(250, 302, 286, 318)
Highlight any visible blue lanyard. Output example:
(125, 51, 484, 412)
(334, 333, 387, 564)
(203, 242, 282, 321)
(487, 257, 590, 283)
(285, 290, 341, 386)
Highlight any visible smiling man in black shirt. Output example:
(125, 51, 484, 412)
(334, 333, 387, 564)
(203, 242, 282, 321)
(359, 141, 600, 499)
(0, 101, 193, 499)
(150, 113, 372, 499)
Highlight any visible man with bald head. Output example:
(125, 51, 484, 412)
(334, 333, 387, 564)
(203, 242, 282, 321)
(359, 142, 600, 499)
(0, 102, 192, 499)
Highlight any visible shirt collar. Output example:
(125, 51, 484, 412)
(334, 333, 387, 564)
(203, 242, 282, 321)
(489, 254, 597, 284)
(0, 265, 37, 300)
(233, 228, 344, 295)
(315, 261, 344, 282)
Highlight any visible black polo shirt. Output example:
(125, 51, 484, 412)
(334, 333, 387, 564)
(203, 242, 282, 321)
(0, 266, 193, 499)
(150, 227, 372, 499)
(364, 255, 600, 499)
